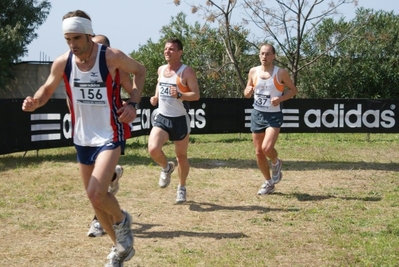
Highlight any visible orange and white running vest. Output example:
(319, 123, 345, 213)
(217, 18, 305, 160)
(253, 66, 284, 113)
(157, 64, 190, 117)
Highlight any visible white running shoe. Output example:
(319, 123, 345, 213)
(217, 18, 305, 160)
(107, 246, 117, 261)
(109, 165, 123, 195)
(257, 180, 275, 195)
(113, 211, 135, 263)
(87, 219, 106, 237)
(176, 186, 187, 203)
(159, 162, 175, 188)
(271, 159, 282, 184)
(105, 248, 122, 267)
(105, 246, 120, 267)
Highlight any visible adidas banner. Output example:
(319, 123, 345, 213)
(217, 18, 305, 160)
(1, 98, 398, 155)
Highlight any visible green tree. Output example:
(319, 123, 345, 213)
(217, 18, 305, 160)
(301, 8, 399, 99)
(0, 0, 51, 87)
(131, 12, 255, 98)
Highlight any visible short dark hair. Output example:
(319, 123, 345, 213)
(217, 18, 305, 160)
(166, 38, 183, 51)
(62, 10, 91, 21)
(94, 34, 111, 47)
(260, 44, 276, 54)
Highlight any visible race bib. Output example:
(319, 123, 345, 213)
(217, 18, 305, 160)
(159, 82, 175, 97)
(254, 94, 271, 107)
(73, 82, 108, 106)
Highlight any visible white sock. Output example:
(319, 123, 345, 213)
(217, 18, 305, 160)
(162, 164, 170, 172)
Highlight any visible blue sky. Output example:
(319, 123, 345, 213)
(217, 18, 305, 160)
(22, 0, 399, 61)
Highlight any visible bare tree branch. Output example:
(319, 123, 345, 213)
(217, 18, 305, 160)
(242, 0, 358, 84)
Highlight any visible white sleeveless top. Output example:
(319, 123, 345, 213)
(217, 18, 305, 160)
(157, 64, 190, 117)
(65, 44, 127, 146)
(252, 66, 285, 113)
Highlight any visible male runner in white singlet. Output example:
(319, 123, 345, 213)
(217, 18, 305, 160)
(22, 10, 146, 267)
(244, 44, 298, 195)
(148, 38, 200, 203)
(85, 34, 133, 239)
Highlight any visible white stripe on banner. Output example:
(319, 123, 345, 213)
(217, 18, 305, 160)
(31, 114, 61, 120)
(31, 133, 61, 142)
(31, 124, 61, 131)
(282, 122, 299, 127)
(282, 109, 299, 114)
(131, 117, 141, 131)
(283, 116, 299, 121)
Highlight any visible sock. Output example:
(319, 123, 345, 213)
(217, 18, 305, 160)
(178, 185, 186, 190)
(162, 164, 170, 172)
(116, 213, 126, 226)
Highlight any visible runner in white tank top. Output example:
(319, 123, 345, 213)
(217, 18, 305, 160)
(157, 64, 190, 117)
(65, 43, 128, 146)
(252, 66, 284, 113)
(148, 38, 200, 203)
(21, 10, 146, 266)
(244, 44, 297, 196)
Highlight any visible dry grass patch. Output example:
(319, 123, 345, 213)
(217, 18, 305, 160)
(1, 134, 398, 266)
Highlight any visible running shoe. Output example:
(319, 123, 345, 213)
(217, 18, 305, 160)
(159, 162, 175, 188)
(87, 219, 105, 237)
(109, 165, 124, 195)
(105, 246, 122, 267)
(176, 186, 187, 203)
(257, 180, 275, 195)
(271, 159, 282, 184)
(113, 211, 135, 263)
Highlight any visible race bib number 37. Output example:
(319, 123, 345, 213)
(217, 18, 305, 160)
(254, 94, 271, 107)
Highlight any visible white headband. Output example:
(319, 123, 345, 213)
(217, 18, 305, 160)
(62, 17, 94, 35)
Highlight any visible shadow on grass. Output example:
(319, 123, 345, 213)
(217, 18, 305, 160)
(190, 159, 399, 172)
(133, 222, 248, 239)
(274, 192, 382, 202)
(2, 144, 398, 173)
(187, 201, 297, 213)
(189, 136, 252, 144)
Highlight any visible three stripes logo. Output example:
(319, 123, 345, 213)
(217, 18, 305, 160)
(282, 108, 300, 128)
(30, 113, 63, 142)
(29, 110, 145, 143)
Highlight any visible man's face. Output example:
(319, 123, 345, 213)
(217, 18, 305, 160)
(259, 45, 275, 65)
(164, 42, 182, 62)
(64, 33, 90, 56)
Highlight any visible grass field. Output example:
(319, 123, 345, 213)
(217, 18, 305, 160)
(1, 133, 398, 267)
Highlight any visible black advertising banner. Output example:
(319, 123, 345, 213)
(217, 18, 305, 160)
(1, 98, 398, 155)
(1, 99, 74, 155)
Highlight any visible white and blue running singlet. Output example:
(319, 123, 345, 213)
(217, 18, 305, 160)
(63, 44, 130, 146)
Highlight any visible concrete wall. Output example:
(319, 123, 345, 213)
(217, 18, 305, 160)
(0, 61, 65, 99)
